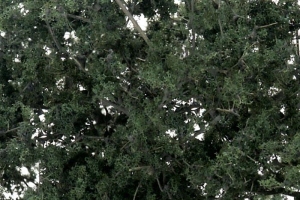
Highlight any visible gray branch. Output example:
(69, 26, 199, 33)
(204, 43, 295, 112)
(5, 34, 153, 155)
(101, 98, 129, 115)
(114, 0, 152, 46)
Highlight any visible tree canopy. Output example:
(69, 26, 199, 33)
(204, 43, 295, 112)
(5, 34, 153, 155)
(1, 0, 300, 199)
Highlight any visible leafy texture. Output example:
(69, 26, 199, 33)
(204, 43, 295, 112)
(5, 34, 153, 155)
(0, 0, 300, 199)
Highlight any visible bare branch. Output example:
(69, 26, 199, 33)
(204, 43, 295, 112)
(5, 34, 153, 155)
(217, 0, 224, 37)
(218, 19, 224, 37)
(136, 57, 146, 62)
(156, 176, 164, 192)
(133, 180, 142, 200)
(257, 22, 278, 29)
(191, 0, 196, 54)
(44, 10, 86, 72)
(66, 13, 91, 23)
(101, 98, 129, 115)
(247, 155, 258, 163)
(158, 88, 169, 109)
(70, 56, 85, 71)
(44, 20, 62, 52)
(129, 166, 150, 172)
(114, 0, 152, 46)
(216, 108, 240, 117)
(45, 17, 85, 71)
(0, 127, 20, 136)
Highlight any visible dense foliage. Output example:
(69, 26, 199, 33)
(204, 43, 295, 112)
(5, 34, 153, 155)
(0, 0, 300, 199)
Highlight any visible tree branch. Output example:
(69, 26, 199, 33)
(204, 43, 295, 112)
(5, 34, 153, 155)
(216, 108, 240, 117)
(129, 166, 151, 172)
(158, 88, 169, 109)
(156, 176, 164, 192)
(0, 127, 20, 136)
(156, 175, 172, 199)
(191, 0, 196, 55)
(114, 0, 152, 46)
(257, 22, 278, 29)
(218, 18, 224, 38)
(101, 98, 129, 115)
(133, 180, 142, 200)
(217, 0, 224, 37)
(44, 20, 62, 52)
(66, 13, 91, 23)
(44, 10, 85, 71)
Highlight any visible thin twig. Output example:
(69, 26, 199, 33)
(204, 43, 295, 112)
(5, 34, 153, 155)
(66, 13, 91, 23)
(22, 82, 31, 92)
(136, 57, 146, 62)
(133, 180, 142, 200)
(44, 20, 62, 52)
(120, 141, 130, 151)
(190, 0, 196, 54)
(44, 13, 85, 71)
(156, 176, 164, 192)
(44, 9, 62, 52)
(218, 0, 224, 37)
(218, 18, 224, 37)
(22, 180, 29, 188)
(156, 175, 173, 199)
(232, 41, 258, 69)
(158, 88, 169, 108)
(257, 22, 278, 29)
(129, 166, 150, 172)
(70, 56, 85, 71)
(216, 108, 240, 117)
(246, 155, 258, 163)
(0, 127, 20, 136)
(182, 159, 192, 168)
(120, 84, 139, 99)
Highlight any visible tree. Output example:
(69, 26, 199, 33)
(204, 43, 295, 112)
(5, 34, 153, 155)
(0, 0, 300, 199)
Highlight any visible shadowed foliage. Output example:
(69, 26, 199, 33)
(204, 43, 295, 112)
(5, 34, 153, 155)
(0, 0, 300, 199)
